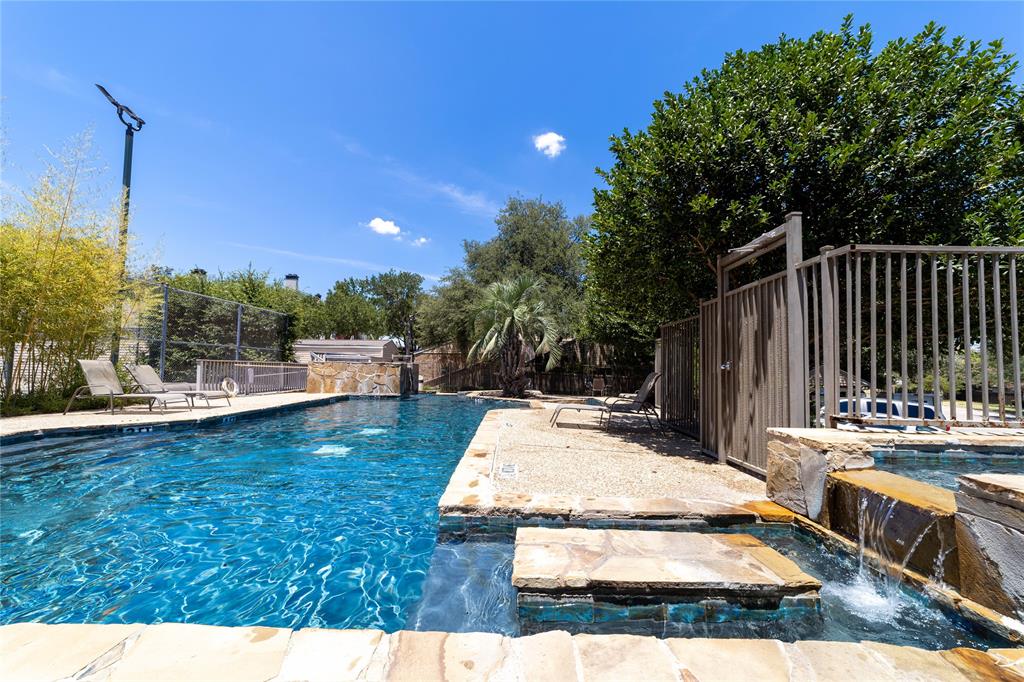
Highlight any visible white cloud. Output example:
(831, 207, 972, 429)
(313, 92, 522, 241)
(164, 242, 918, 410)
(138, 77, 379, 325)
(367, 217, 401, 236)
(533, 132, 566, 158)
(411, 237, 429, 247)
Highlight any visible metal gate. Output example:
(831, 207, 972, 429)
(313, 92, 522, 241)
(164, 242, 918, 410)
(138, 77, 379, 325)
(659, 213, 1023, 475)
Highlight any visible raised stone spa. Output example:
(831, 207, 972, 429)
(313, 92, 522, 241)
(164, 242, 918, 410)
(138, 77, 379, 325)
(766, 425, 1024, 635)
(305, 361, 417, 396)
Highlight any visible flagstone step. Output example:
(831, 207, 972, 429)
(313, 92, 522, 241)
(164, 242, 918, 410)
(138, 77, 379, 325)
(3, 622, 1019, 682)
(513, 527, 822, 626)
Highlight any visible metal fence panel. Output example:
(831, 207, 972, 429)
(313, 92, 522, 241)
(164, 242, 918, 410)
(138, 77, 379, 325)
(659, 316, 700, 436)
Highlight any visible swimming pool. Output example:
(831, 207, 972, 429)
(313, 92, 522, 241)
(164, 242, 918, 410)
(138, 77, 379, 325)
(0, 395, 519, 630)
(872, 448, 1024, 490)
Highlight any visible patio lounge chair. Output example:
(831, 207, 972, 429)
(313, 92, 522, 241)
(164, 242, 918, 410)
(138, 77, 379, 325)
(126, 363, 232, 407)
(64, 359, 191, 415)
(549, 371, 662, 430)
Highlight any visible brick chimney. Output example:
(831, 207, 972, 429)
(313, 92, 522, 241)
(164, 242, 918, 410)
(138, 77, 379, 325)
(284, 273, 299, 291)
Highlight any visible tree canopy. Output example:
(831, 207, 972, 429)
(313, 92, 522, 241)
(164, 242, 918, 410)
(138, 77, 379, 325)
(585, 17, 1024, 351)
(418, 196, 588, 351)
(363, 270, 424, 351)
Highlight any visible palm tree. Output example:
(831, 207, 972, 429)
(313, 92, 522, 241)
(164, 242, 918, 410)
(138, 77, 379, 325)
(468, 276, 562, 398)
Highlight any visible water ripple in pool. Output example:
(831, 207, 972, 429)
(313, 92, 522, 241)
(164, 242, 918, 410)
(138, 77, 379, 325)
(0, 396, 519, 630)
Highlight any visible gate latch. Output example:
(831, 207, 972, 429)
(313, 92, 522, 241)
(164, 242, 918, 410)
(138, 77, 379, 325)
(720, 361, 732, 371)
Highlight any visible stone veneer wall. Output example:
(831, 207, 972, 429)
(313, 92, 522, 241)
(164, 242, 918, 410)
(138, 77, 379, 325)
(955, 474, 1024, 620)
(306, 362, 418, 396)
(765, 431, 874, 521)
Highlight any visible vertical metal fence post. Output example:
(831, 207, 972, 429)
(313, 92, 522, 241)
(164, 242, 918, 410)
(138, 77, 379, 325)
(820, 246, 837, 424)
(235, 304, 243, 361)
(715, 254, 728, 463)
(784, 212, 805, 427)
(159, 283, 169, 380)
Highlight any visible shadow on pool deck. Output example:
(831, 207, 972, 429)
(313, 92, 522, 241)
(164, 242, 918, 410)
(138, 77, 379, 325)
(492, 408, 765, 503)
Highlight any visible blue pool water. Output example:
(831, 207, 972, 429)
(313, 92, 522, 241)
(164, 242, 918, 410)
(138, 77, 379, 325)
(873, 449, 1024, 490)
(0, 396, 518, 630)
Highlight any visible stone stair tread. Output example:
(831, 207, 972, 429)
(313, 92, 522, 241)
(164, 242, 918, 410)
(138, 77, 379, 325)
(512, 527, 821, 596)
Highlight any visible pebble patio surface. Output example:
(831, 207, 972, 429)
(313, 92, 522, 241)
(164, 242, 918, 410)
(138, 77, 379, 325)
(3, 622, 1022, 681)
(491, 408, 765, 503)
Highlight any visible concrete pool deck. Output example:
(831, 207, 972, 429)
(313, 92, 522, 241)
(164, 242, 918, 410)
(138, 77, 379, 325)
(0, 392, 344, 441)
(3, 622, 1022, 681)
(439, 407, 788, 525)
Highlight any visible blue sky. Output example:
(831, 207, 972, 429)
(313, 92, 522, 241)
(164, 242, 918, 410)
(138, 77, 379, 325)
(3, 2, 1022, 295)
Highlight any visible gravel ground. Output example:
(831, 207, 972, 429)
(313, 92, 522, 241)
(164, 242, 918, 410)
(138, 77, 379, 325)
(491, 408, 767, 503)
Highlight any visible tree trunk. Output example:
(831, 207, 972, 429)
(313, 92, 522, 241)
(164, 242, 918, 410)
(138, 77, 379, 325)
(498, 332, 528, 398)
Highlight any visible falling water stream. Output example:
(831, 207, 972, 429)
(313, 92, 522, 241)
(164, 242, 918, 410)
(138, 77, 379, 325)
(838, 489, 945, 623)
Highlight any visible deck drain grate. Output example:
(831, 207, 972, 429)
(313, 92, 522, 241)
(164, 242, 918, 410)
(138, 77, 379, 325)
(497, 463, 518, 479)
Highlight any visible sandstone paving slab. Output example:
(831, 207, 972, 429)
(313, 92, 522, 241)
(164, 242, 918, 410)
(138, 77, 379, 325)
(987, 648, 1024, 677)
(513, 528, 821, 596)
(105, 623, 291, 682)
(0, 622, 142, 682)
(4, 624, 1019, 682)
(941, 647, 1024, 682)
(440, 632, 515, 682)
(860, 641, 977, 682)
(664, 638, 791, 682)
(272, 628, 385, 682)
(959, 474, 1024, 510)
(573, 633, 681, 682)
(508, 629, 579, 681)
(788, 640, 903, 681)
(382, 631, 516, 682)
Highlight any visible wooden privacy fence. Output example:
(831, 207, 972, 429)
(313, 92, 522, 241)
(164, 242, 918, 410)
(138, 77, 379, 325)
(659, 212, 1024, 475)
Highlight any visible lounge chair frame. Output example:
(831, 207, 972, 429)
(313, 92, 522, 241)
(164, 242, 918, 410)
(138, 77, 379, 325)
(125, 364, 232, 408)
(63, 360, 191, 415)
(549, 371, 663, 430)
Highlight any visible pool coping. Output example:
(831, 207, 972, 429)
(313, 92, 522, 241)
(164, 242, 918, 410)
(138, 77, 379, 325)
(437, 408, 793, 527)
(768, 426, 1024, 455)
(2, 622, 1021, 681)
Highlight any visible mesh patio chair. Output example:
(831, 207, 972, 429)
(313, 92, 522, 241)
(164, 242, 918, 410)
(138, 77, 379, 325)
(64, 359, 191, 414)
(549, 371, 662, 430)
(125, 364, 232, 408)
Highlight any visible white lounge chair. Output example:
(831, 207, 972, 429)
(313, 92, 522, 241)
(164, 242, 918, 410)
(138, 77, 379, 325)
(549, 371, 662, 430)
(126, 363, 231, 407)
(64, 359, 191, 414)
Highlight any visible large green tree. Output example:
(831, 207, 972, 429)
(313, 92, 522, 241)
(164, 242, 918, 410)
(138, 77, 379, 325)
(321, 278, 381, 339)
(586, 18, 1024, 351)
(418, 196, 588, 350)
(364, 270, 424, 351)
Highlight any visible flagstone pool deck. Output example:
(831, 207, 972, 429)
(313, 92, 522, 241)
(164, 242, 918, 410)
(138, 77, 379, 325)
(2, 622, 1022, 681)
(439, 407, 786, 524)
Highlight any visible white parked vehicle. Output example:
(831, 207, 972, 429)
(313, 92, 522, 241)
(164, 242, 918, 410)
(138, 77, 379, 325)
(837, 397, 937, 420)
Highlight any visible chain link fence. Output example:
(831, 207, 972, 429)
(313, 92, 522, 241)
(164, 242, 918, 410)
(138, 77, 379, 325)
(118, 283, 292, 383)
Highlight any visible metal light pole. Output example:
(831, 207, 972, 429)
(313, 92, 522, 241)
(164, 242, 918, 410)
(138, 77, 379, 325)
(96, 84, 145, 364)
